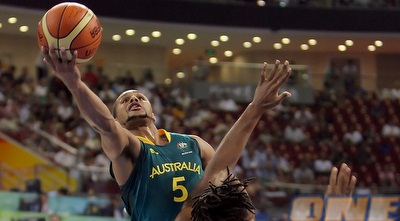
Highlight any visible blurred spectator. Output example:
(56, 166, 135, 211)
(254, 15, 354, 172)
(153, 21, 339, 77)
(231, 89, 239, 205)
(343, 124, 363, 144)
(283, 120, 306, 143)
(35, 52, 48, 80)
(40, 192, 49, 213)
(98, 81, 117, 103)
(293, 106, 314, 126)
(104, 195, 126, 219)
(275, 152, 292, 180)
(241, 145, 264, 178)
(141, 67, 156, 91)
(175, 89, 192, 110)
(217, 92, 239, 112)
(49, 214, 61, 221)
(376, 163, 397, 188)
(81, 64, 99, 89)
(381, 117, 400, 137)
(293, 161, 315, 184)
(54, 149, 76, 168)
(193, 56, 209, 81)
(34, 77, 49, 104)
(57, 97, 74, 123)
(313, 151, 333, 181)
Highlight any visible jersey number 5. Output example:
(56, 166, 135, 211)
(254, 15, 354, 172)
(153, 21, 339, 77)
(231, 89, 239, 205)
(173, 176, 188, 202)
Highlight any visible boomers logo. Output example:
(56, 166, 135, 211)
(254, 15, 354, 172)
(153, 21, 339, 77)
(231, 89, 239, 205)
(289, 194, 400, 221)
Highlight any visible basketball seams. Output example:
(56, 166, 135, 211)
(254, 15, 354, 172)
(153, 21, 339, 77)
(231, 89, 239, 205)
(75, 36, 101, 63)
(37, 2, 101, 63)
(59, 8, 94, 60)
(41, 12, 58, 56)
(56, 4, 69, 59)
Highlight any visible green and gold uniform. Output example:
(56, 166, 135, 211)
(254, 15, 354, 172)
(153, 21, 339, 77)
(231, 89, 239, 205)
(110, 129, 204, 221)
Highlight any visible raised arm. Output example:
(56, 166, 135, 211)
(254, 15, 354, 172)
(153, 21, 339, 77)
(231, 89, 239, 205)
(41, 46, 136, 172)
(204, 60, 291, 175)
(175, 60, 291, 220)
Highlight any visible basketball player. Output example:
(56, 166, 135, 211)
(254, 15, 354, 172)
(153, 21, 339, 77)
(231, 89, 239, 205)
(41, 45, 215, 221)
(174, 61, 357, 221)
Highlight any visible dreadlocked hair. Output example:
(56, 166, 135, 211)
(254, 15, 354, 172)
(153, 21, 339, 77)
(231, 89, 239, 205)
(191, 169, 256, 221)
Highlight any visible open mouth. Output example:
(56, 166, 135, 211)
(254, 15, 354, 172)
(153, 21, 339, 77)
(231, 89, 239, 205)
(128, 103, 142, 111)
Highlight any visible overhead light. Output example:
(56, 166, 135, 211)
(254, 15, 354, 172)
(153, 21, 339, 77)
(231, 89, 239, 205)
(300, 44, 309, 50)
(187, 33, 197, 40)
(0, 23, 2, 28)
(279, 1, 288, 7)
(141, 36, 150, 43)
(282, 38, 290, 44)
(345, 40, 353, 46)
(273, 43, 282, 49)
(19, 25, 29, 32)
(257, 0, 266, 6)
(125, 29, 135, 36)
(175, 38, 185, 45)
(172, 48, 181, 55)
(243, 42, 252, 48)
(176, 71, 185, 79)
(224, 50, 233, 57)
(112, 34, 121, 41)
(8, 17, 17, 24)
(308, 39, 317, 46)
(253, 37, 261, 43)
(164, 78, 172, 85)
(220, 35, 229, 42)
(211, 40, 219, 47)
(152, 31, 161, 38)
(368, 45, 376, 51)
(374, 40, 383, 47)
(209, 57, 218, 63)
(338, 45, 346, 51)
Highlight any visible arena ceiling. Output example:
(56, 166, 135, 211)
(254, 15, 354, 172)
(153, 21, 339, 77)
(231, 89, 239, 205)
(1, 1, 400, 68)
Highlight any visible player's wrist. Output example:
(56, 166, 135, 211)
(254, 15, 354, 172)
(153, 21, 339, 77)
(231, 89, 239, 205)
(246, 103, 265, 116)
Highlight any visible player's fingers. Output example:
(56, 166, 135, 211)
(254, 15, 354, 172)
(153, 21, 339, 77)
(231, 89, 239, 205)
(259, 62, 268, 86)
(267, 60, 280, 81)
(71, 50, 77, 66)
(337, 163, 348, 193)
(328, 167, 338, 193)
(348, 176, 357, 195)
(60, 47, 68, 63)
(276, 91, 291, 103)
(275, 67, 291, 89)
(48, 45, 59, 63)
(41, 46, 56, 71)
(41, 46, 51, 63)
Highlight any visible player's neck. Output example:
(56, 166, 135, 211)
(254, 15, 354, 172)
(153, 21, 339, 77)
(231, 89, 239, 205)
(131, 123, 166, 145)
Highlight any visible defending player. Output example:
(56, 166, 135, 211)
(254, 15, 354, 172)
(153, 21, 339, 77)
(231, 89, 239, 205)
(175, 61, 357, 221)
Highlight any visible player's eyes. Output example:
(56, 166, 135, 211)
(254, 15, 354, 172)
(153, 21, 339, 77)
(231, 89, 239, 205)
(138, 97, 146, 101)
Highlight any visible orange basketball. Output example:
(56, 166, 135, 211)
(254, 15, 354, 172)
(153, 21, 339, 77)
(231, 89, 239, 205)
(37, 2, 102, 64)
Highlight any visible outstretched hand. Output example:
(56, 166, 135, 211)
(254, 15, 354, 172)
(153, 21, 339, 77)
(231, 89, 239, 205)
(41, 45, 81, 87)
(325, 163, 357, 195)
(251, 60, 292, 110)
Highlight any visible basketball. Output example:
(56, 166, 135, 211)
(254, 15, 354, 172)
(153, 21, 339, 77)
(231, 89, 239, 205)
(37, 2, 102, 64)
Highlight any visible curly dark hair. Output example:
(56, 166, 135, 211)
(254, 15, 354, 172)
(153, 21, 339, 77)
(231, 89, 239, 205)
(190, 170, 255, 221)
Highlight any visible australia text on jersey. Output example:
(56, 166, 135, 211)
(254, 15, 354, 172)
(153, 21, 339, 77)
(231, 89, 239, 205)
(150, 162, 201, 178)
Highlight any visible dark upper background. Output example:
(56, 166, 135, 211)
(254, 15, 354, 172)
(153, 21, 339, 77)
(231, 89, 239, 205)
(1, 0, 399, 32)
(0, 0, 399, 67)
